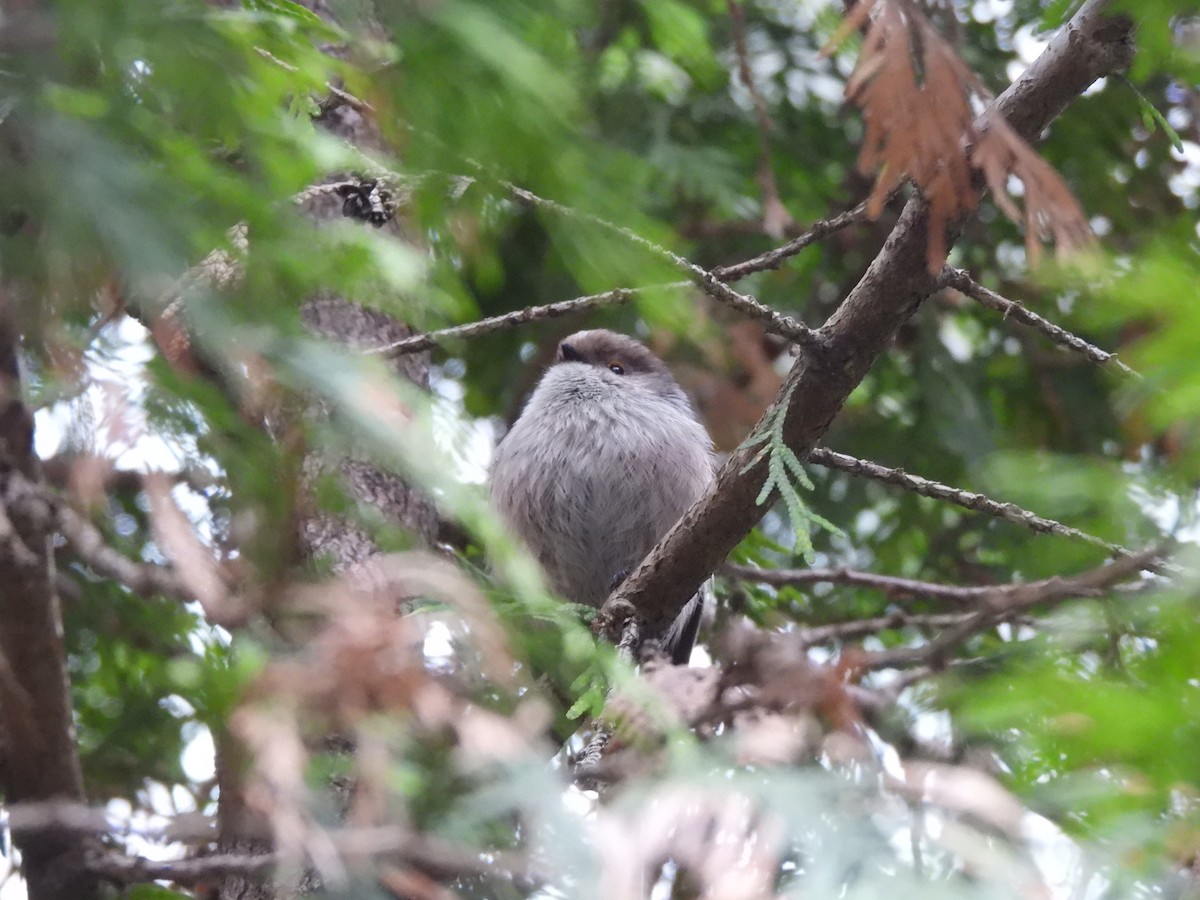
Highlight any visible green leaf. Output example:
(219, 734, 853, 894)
(1121, 76, 1184, 153)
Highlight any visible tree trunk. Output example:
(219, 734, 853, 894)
(0, 313, 99, 900)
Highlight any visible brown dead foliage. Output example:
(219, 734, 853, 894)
(228, 552, 545, 886)
(829, 0, 1092, 271)
(237, 552, 527, 734)
(601, 626, 868, 770)
(971, 111, 1094, 266)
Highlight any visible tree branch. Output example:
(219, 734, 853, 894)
(378, 193, 871, 359)
(87, 849, 275, 887)
(375, 198, 868, 359)
(52, 491, 195, 603)
(861, 544, 1156, 670)
(573, 614, 642, 789)
(797, 609, 991, 646)
(723, 563, 1023, 604)
(711, 202, 870, 282)
(807, 447, 1128, 554)
(938, 267, 1139, 378)
(600, 0, 1136, 645)
(375, 286, 655, 358)
(503, 183, 822, 349)
(728, 552, 1155, 647)
(7, 801, 542, 891)
(40, 454, 217, 496)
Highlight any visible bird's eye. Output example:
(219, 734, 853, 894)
(607, 360, 625, 375)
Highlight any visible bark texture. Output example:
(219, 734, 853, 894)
(0, 314, 99, 900)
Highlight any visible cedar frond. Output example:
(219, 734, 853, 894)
(971, 112, 1094, 265)
(830, 0, 1093, 272)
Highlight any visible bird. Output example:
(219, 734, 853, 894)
(490, 329, 715, 664)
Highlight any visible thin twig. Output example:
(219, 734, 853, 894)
(3, 801, 542, 890)
(85, 831, 539, 890)
(728, 556, 1160, 649)
(503, 183, 821, 348)
(40, 454, 218, 496)
(798, 610, 976, 645)
(375, 195, 869, 358)
(323, 168, 865, 359)
(713, 202, 870, 281)
(725, 563, 1026, 604)
(939, 267, 1140, 379)
(86, 850, 275, 887)
(375, 286, 656, 358)
(726, 0, 793, 238)
(860, 545, 1158, 670)
(808, 446, 1130, 555)
(53, 498, 194, 603)
(320, 84, 375, 117)
(254, 48, 375, 116)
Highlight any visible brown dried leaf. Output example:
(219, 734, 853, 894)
(96, 378, 139, 449)
(232, 349, 280, 421)
(844, 0, 979, 269)
(837, 0, 1092, 271)
(150, 312, 202, 376)
(971, 112, 1094, 265)
(732, 711, 821, 766)
(348, 551, 517, 688)
(455, 702, 545, 770)
(722, 626, 861, 727)
(241, 553, 526, 740)
(820, 0, 878, 56)
(238, 584, 438, 732)
(294, 584, 432, 724)
(231, 704, 312, 882)
(226, 556, 548, 891)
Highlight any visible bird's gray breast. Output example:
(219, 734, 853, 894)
(491, 370, 713, 608)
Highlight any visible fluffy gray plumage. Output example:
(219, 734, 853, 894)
(490, 329, 715, 664)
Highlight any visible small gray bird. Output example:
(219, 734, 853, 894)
(490, 329, 715, 664)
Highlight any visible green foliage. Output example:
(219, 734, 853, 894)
(952, 583, 1200, 851)
(2, 0, 1197, 895)
(125, 885, 191, 900)
(1124, 77, 1186, 153)
(742, 385, 845, 562)
(67, 574, 202, 798)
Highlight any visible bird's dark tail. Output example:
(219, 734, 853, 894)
(661, 589, 706, 665)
